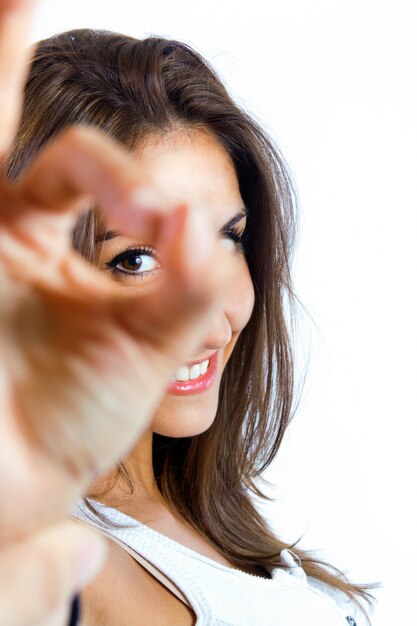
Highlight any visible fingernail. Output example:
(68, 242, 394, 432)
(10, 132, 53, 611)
(114, 190, 155, 236)
(118, 186, 165, 236)
(75, 533, 107, 589)
(184, 207, 214, 268)
(130, 186, 165, 212)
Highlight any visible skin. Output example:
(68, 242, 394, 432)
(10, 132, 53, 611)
(97, 129, 254, 440)
(81, 129, 255, 625)
(0, 2, 241, 624)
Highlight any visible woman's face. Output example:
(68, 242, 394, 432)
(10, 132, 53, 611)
(97, 129, 255, 437)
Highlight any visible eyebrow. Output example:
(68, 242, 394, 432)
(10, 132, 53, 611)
(96, 206, 248, 243)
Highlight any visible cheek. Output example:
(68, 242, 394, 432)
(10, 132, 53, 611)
(151, 260, 254, 438)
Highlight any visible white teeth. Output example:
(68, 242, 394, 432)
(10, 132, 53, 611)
(173, 359, 210, 382)
(189, 364, 201, 380)
(175, 366, 190, 381)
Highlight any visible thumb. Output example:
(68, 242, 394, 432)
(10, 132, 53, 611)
(112, 202, 238, 368)
(0, 519, 107, 626)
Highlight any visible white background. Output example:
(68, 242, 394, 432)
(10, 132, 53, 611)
(30, 1, 417, 625)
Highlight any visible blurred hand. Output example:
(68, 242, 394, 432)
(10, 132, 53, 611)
(0, 519, 107, 626)
(0, 0, 237, 623)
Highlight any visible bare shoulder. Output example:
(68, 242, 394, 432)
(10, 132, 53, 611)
(80, 537, 142, 626)
(80, 536, 195, 626)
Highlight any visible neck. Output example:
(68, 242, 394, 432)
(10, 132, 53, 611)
(88, 430, 166, 517)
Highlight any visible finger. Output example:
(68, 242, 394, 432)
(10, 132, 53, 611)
(0, 124, 166, 294)
(3, 123, 238, 305)
(0, 520, 106, 626)
(111, 201, 239, 374)
(0, 0, 38, 157)
(4, 122, 239, 352)
(7, 124, 162, 239)
(11, 122, 239, 344)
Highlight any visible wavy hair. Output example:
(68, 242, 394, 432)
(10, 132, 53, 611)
(6, 29, 376, 621)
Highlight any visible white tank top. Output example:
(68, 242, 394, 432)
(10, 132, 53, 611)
(73, 501, 365, 626)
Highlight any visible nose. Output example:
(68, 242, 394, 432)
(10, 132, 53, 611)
(201, 308, 232, 352)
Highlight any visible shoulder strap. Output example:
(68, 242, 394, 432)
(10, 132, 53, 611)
(76, 518, 192, 609)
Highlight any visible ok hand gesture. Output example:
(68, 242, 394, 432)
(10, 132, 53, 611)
(0, 1, 237, 623)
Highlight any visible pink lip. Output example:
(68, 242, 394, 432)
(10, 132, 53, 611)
(168, 352, 219, 396)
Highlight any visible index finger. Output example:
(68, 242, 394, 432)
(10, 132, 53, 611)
(0, 0, 37, 158)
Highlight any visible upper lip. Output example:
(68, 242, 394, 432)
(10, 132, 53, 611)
(185, 353, 216, 367)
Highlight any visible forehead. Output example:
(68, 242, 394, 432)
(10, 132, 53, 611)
(133, 129, 243, 217)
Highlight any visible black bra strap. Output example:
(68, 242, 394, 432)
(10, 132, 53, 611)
(68, 595, 80, 626)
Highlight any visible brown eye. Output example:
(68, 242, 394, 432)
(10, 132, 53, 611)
(120, 255, 144, 272)
(106, 248, 160, 277)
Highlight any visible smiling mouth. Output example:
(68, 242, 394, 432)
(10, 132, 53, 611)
(172, 358, 210, 382)
(168, 354, 218, 395)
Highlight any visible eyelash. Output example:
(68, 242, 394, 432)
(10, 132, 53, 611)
(226, 227, 247, 253)
(105, 226, 247, 279)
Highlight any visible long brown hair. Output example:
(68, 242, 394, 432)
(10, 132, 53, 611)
(7, 29, 376, 620)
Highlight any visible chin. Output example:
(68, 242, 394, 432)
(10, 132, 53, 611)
(153, 421, 214, 438)
(151, 393, 219, 438)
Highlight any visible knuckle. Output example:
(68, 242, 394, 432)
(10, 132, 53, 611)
(60, 125, 107, 150)
(55, 125, 88, 151)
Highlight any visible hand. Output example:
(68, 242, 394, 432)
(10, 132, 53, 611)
(0, 127, 232, 536)
(0, 0, 237, 622)
(0, 0, 235, 535)
(0, 519, 106, 626)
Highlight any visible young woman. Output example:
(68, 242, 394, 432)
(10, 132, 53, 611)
(6, 27, 376, 626)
